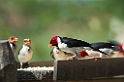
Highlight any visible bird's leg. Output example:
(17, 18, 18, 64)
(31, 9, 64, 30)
(67, 52, 77, 60)
(20, 62, 23, 69)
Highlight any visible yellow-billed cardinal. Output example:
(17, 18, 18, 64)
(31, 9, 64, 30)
(50, 47, 77, 60)
(91, 42, 118, 55)
(8, 36, 18, 56)
(80, 42, 120, 60)
(48, 36, 107, 60)
(18, 38, 33, 68)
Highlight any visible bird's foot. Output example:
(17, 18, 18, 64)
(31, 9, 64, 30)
(67, 56, 77, 60)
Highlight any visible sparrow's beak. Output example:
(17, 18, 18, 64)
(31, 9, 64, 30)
(15, 38, 18, 41)
(48, 44, 52, 48)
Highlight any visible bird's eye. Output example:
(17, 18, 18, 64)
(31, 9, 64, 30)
(11, 37, 14, 40)
(51, 40, 55, 43)
(50, 40, 56, 44)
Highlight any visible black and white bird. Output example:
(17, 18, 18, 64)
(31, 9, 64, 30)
(91, 42, 118, 55)
(50, 47, 75, 60)
(48, 36, 107, 60)
(80, 41, 124, 60)
(8, 36, 18, 56)
(18, 38, 33, 68)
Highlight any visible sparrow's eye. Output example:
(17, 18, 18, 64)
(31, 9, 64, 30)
(11, 38, 14, 40)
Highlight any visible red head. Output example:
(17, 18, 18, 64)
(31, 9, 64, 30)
(118, 44, 124, 56)
(48, 36, 58, 48)
(80, 50, 88, 58)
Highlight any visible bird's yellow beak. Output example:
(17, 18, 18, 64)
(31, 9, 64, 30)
(48, 44, 52, 48)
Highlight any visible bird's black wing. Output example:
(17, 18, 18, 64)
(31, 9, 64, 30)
(61, 37, 91, 48)
(61, 37, 107, 55)
(18, 47, 22, 55)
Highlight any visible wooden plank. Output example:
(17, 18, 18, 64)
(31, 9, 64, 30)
(53, 58, 124, 81)
(0, 40, 17, 82)
(17, 66, 53, 81)
(17, 61, 54, 81)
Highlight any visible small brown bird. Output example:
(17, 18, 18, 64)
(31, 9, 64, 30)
(18, 38, 33, 68)
(8, 36, 18, 56)
(50, 47, 75, 60)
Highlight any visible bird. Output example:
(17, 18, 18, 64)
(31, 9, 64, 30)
(50, 47, 77, 60)
(91, 42, 118, 55)
(8, 36, 18, 56)
(48, 36, 107, 60)
(18, 38, 33, 68)
(79, 41, 121, 61)
(107, 40, 124, 58)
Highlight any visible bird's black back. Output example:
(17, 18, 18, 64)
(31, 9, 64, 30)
(108, 40, 120, 46)
(60, 36, 108, 55)
(91, 42, 116, 49)
(60, 37, 91, 48)
(18, 47, 22, 55)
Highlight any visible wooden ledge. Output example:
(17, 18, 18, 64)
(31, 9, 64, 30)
(53, 58, 124, 81)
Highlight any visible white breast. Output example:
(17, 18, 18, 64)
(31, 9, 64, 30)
(86, 50, 103, 58)
(58, 43, 86, 56)
(18, 45, 33, 63)
(100, 48, 114, 54)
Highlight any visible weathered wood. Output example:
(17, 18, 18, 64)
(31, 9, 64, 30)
(53, 58, 124, 81)
(17, 67, 53, 81)
(0, 40, 17, 82)
(17, 61, 54, 81)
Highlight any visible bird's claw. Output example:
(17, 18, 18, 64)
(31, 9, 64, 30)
(67, 56, 77, 60)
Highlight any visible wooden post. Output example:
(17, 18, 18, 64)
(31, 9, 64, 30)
(0, 40, 17, 82)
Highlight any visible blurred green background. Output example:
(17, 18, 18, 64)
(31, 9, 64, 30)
(0, 0, 124, 62)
